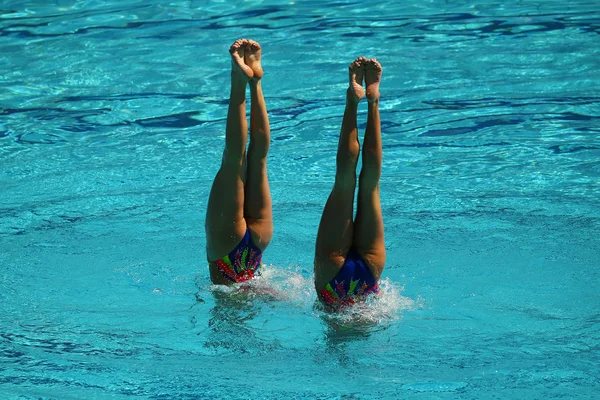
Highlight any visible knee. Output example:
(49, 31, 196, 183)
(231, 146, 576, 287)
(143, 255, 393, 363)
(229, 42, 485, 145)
(248, 139, 269, 160)
(347, 141, 360, 159)
(221, 148, 246, 167)
(359, 171, 380, 189)
(361, 146, 382, 164)
(334, 171, 357, 189)
(336, 148, 360, 169)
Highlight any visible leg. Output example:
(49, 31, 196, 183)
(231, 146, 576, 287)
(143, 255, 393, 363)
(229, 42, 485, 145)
(354, 59, 386, 279)
(244, 40, 273, 251)
(314, 57, 366, 291)
(205, 40, 254, 283)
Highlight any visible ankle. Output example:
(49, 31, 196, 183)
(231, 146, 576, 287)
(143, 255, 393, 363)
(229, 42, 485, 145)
(346, 88, 361, 105)
(249, 80, 262, 93)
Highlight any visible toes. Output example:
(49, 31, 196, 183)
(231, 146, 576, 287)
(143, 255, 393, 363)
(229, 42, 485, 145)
(366, 58, 382, 71)
(230, 39, 246, 55)
(247, 40, 261, 50)
(349, 57, 363, 70)
(243, 39, 262, 55)
(358, 59, 366, 72)
(349, 56, 381, 73)
(349, 56, 367, 72)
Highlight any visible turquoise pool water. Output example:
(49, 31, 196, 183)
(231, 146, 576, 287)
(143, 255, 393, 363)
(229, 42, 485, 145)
(1, 0, 599, 398)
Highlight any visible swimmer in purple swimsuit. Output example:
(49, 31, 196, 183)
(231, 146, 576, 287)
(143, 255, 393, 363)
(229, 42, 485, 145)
(205, 39, 273, 284)
(315, 57, 385, 309)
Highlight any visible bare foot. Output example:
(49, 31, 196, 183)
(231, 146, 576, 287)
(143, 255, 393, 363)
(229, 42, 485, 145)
(229, 39, 253, 81)
(365, 58, 382, 102)
(244, 40, 263, 81)
(348, 56, 366, 102)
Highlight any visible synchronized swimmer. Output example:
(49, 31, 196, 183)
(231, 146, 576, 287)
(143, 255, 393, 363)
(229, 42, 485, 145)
(314, 56, 385, 310)
(205, 39, 385, 311)
(205, 39, 272, 285)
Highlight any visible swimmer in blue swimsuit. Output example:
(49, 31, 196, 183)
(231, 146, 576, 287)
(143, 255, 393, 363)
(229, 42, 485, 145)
(315, 57, 386, 309)
(205, 39, 273, 284)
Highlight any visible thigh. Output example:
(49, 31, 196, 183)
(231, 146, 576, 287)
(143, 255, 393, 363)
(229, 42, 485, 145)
(244, 148, 273, 252)
(353, 185, 385, 279)
(205, 160, 247, 261)
(314, 187, 355, 290)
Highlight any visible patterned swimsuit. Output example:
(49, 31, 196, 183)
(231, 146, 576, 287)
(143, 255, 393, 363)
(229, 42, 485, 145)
(213, 230, 262, 283)
(319, 248, 379, 309)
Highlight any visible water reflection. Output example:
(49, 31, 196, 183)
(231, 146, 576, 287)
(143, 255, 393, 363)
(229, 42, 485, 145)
(319, 280, 409, 346)
(321, 308, 386, 346)
(192, 281, 282, 354)
(318, 304, 395, 370)
(205, 287, 259, 353)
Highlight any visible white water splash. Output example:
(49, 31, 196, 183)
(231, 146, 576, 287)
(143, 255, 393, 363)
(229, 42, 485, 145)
(321, 277, 417, 326)
(205, 265, 416, 325)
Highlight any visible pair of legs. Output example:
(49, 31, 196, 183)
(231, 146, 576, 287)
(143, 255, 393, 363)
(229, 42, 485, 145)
(205, 39, 273, 284)
(314, 57, 386, 292)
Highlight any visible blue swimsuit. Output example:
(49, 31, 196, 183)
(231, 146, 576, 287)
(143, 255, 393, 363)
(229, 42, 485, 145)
(319, 248, 379, 309)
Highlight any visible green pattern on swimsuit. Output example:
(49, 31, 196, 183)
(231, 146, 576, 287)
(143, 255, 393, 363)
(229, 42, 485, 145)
(240, 248, 248, 270)
(348, 279, 359, 296)
(325, 283, 338, 298)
